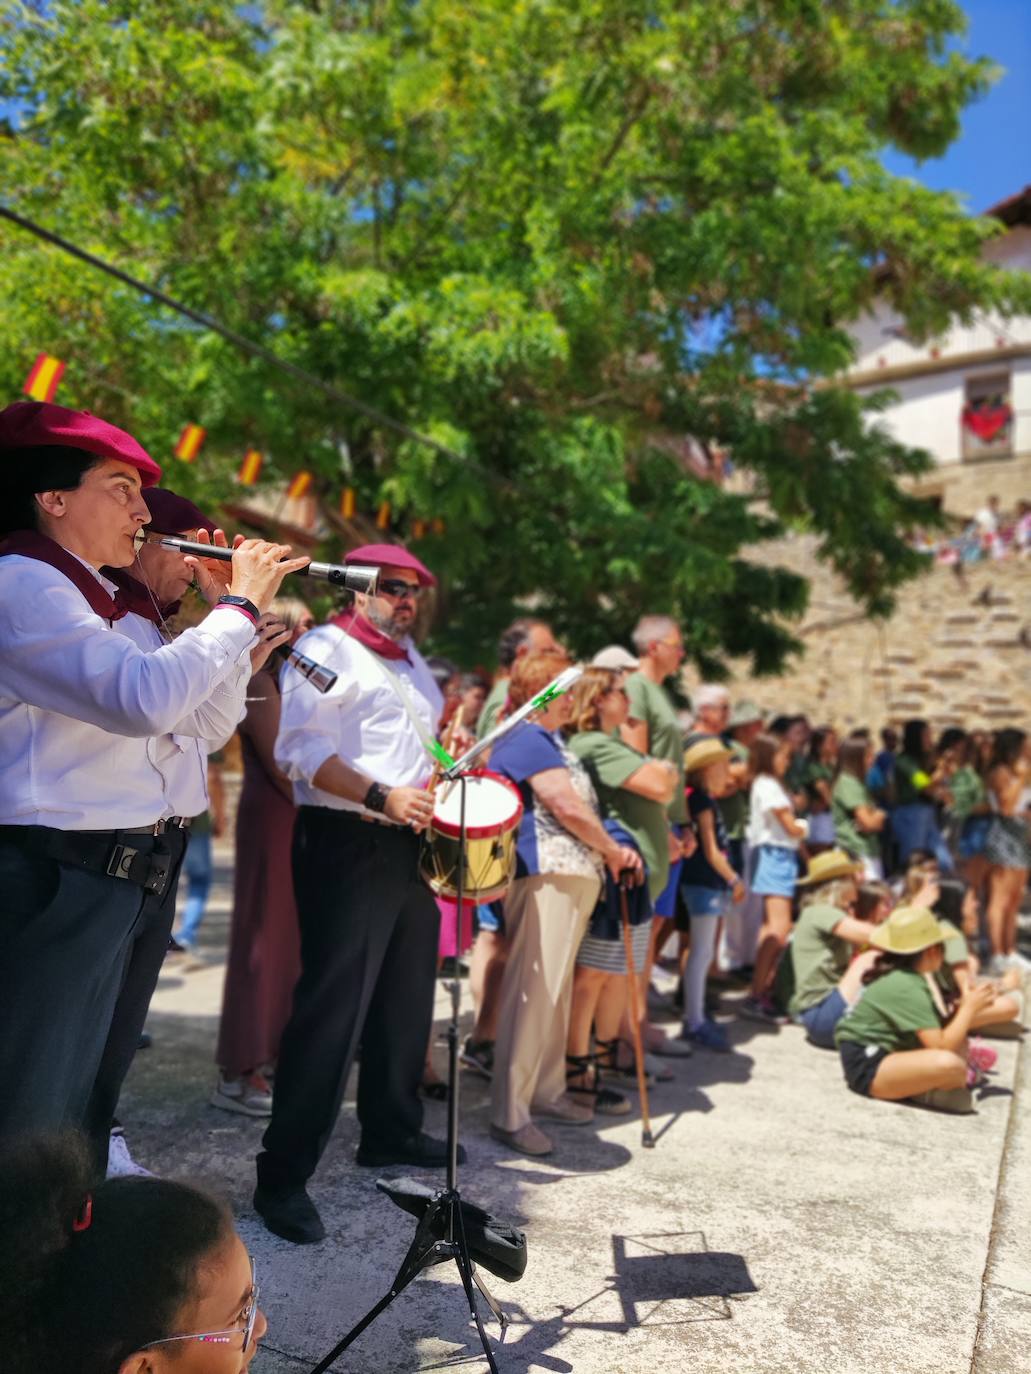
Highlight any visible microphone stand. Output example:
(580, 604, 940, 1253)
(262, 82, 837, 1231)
(308, 772, 506, 1374)
(308, 668, 582, 1373)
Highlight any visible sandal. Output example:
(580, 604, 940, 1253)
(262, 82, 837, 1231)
(595, 1036, 673, 1085)
(565, 1052, 631, 1117)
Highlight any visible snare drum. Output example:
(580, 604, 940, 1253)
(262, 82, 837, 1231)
(421, 770, 524, 903)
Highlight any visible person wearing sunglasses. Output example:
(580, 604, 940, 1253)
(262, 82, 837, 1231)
(0, 1131, 267, 1374)
(257, 542, 452, 1244)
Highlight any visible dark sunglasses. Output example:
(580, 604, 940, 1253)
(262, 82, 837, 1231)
(378, 579, 423, 600)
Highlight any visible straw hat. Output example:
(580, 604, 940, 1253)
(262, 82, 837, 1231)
(795, 849, 863, 887)
(683, 736, 732, 774)
(869, 905, 952, 955)
(590, 645, 639, 671)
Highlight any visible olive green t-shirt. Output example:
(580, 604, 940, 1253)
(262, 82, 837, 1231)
(832, 773, 879, 860)
(477, 678, 509, 740)
(788, 903, 851, 1016)
(935, 920, 971, 1000)
(947, 766, 986, 824)
(894, 754, 932, 807)
(624, 671, 687, 824)
(567, 730, 670, 900)
(835, 969, 941, 1051)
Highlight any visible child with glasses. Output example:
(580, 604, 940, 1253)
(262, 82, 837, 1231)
(0, 1131, 266, 1374)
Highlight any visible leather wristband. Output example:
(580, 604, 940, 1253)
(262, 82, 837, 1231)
(364, 781, 390, 814)
(216, 593, 260, 624)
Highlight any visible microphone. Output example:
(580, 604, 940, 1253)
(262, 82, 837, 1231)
(140, 534, 379, 594)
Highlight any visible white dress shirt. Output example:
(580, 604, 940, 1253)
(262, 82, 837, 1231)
(275, 622, 443, 813)
(117, 611, 251, 820)
(0, 554, 255, 829)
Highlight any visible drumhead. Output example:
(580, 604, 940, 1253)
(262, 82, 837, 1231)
(432, 769, 523, 839)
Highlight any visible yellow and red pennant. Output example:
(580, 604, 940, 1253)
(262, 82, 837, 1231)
(412, 518, 427, 539)
(376, 500, 391, 530)
(174, 423, 206, 463)
(340, 487, 356, 519)
(237, 448, 264, 485)
(286, 470, 313, 501)
(23, 352, 66, 403)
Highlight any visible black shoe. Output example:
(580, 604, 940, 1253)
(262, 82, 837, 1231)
(355, 1132, 466, 1169)
(138, 1031, 153, 1050)
(253, 1183, 325, 1244)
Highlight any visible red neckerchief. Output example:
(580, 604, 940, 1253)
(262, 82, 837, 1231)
(0, 530, 127, 622)
(330, 608, 411, 663)
(103, 567, 179, 625)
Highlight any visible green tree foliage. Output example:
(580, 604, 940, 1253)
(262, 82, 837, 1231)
(1, 0, 1025, 667)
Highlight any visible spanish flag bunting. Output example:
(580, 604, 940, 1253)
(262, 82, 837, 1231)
(376, 500, 391, 530)
(340, 487, 356, 519)
(174, 423, 206, 463)
(237, 448, 264, 485)
(412, 519, 427, 539)
(286, 470, 313, 501)
(23, 352, 66, 403)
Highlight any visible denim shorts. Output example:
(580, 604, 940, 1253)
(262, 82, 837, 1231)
(750, 844, 799, 897)
(796, 987, 848, 1049)
(474, 901, 504, 935)
(680, 885, 730, 919)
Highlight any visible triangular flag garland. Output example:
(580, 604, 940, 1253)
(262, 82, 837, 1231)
(237, 448, 264, 485)
(286, 470, 313, 501)
(20, 349, 441, 539)
(174, 423, 206, 462)
(23, 352, 66, 403)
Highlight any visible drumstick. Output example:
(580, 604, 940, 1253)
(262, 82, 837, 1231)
(620, 881, 655, 1149)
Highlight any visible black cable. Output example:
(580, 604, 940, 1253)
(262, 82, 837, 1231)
(0, 202, 477, 472)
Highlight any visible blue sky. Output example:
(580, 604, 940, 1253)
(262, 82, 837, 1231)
(882, 0, 1031, 213)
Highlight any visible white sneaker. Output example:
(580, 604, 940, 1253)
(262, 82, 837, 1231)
(210, 1072, 273, 1118)
(106, 1132, 154, 1179)
(1004, 951, 1031, 974)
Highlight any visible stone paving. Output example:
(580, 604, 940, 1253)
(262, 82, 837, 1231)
(118, 844, 1031, 1374)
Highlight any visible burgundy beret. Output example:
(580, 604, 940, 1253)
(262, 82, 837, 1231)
(0, 401, 161, 487)
(345, 541, 436, 588)
(144, 487, 217, 535)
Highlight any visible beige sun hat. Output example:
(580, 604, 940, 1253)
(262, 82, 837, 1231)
(796, 849, 864, 887)
(683, 736, 733, 774)
(869, 905, 952, 955)
(590, 645, 639, 671)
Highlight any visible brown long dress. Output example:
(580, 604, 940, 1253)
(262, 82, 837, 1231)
(215, 665, 301, 1076)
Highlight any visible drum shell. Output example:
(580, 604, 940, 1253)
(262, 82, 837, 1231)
(421, 824, 518, 903)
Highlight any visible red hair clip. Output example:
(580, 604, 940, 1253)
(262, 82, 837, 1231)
(72, 1193, 93, 1233)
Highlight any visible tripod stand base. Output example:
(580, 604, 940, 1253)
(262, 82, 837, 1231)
(308, 1188, 507, 1374)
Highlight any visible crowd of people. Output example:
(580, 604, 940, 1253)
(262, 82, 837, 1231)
(912, 493, 1031, 569)
(0, 399, 1028, 1370)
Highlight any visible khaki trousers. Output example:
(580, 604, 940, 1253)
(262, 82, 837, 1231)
(491, 871, 601, 1133)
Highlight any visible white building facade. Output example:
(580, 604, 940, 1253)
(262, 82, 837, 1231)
(845, 186, 1031, 516)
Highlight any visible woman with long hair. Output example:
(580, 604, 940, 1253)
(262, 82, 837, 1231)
(802, 727, 838, 852)
(0, 1131, 266, 1374)
(942, 730, 993, 916)
(890, 719, 955, 871)
(983, 729, 1031, 974)
(832, 737, 887, 879)
(564, 667, 677, 1104)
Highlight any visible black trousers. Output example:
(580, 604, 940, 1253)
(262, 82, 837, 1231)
(257, 807, 440, 1189)
(81, 827, 188, 1170)
(0, 830, 173, 1162)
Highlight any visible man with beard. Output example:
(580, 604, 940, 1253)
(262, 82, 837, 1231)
(254, 543, 452, 1245)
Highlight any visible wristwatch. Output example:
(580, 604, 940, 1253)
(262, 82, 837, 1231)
(216, 593, 261, 622)
(364, 782, 390, 814)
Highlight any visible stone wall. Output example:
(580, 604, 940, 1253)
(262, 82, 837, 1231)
(687, 535, 1031, 733)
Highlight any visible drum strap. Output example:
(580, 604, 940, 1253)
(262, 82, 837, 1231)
(350, 637, 445, 766)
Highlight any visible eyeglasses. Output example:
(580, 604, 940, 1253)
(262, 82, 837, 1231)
(378, 579, 423, 600)
(141, 1257, 259, 1353)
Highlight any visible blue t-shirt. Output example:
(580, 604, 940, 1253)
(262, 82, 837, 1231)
(488, 723, 601, 880)
(680, 786, 732, 890)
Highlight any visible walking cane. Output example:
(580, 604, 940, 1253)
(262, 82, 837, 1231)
(619, 878, 655, 1149)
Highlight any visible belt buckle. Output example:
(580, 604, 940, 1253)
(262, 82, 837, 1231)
(106, 843, 139, 881)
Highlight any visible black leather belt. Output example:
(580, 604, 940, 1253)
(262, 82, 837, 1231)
(0, 822, 186, 895)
